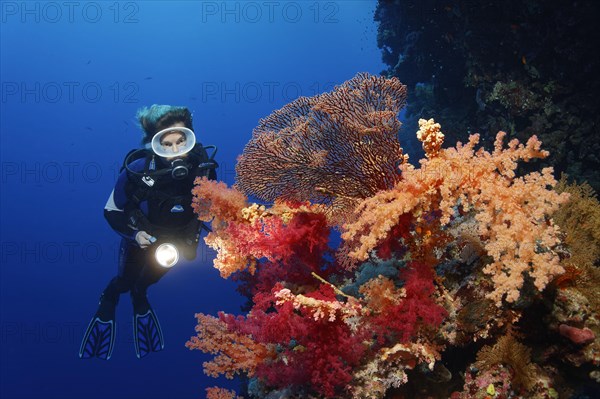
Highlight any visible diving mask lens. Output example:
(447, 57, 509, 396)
(151, 127, 196, 158)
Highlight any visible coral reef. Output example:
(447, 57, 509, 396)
(374, 0, 600, 192)
(187, 73, 600, 398)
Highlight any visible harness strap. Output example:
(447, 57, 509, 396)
(122, 144, 217, 238)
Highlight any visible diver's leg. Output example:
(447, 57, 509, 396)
(97, 239, 143, 305)
(130, 258, 171, 318)
(131, 262, 171, 298)
(80, 239, 138, 359)
(130, 253, 169, 358)
(89, 238, 140, 321)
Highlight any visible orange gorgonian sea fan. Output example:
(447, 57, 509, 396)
(235, 72, 408, 224)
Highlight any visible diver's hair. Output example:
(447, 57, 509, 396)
(136, 104, 194, 145)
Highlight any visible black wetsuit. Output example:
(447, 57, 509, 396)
(101, 149, 216, 300)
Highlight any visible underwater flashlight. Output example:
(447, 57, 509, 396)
(155, 243, 179, 268)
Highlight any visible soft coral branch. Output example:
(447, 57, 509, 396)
(185, 313, 275, 379)
(220, 284, 368, 398)
(342, 119, 569, 305)
(360, 261, 447, 344)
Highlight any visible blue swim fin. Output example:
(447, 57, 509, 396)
(132, 294, 164, 359)
(79, 294, 118, 360)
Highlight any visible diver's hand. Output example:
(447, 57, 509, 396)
(135, 231, 156, 248)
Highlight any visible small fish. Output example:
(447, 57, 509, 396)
(86, 59, 91, 65)
(85, 126, 93, 131)
(123, 120, 128, 125)
(144, 76, 153, 80)
(521, 55, 527, 65)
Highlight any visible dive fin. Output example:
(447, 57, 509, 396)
(133, 308, 164, 358)
(79, 316, 116, 360)
(79, 291, 118, 360)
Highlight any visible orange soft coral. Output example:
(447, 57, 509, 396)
(342, 119, 570, 305)
(417, 118, 445, 158)
(191, 177, 254, 277)
(186, 313, 275, 379)
(274, 285, 362, 323)
(205, 387, 243, 399)
(359, 275, 406, 314)
(192, 177, 248, 225)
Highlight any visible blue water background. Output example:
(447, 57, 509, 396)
(0, 1, 386, 398)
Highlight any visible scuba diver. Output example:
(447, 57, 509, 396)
(79, 105, 218, 360)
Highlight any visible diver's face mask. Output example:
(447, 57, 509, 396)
(150, 127, 196, 180)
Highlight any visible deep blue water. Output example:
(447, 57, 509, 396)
(0, 1, 385, 398)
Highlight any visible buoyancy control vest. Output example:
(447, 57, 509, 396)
(121, 143, 218, 240)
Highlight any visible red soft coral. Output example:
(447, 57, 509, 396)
(229, 211, 333, 297)
(227, 211, 330, 265)
(375, 213, 413, 260)
(366, 261, 447, 344)
(221, 284, 367, 398)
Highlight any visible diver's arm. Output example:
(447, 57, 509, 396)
(104, 191, 138, 240)
(105, 160, 157, 247)
(104, 158, 148, 241)
(104, 162, 140, 241)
